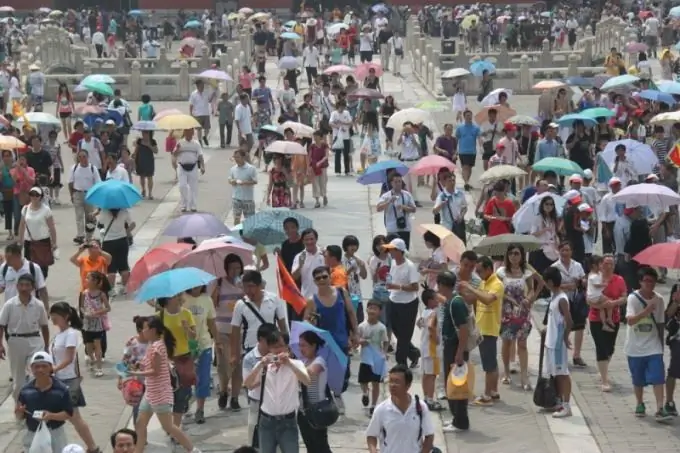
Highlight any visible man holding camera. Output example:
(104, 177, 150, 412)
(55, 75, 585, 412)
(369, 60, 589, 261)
(376, 173, 417, 249)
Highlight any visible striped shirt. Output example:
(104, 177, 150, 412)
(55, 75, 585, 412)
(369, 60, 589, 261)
(216, 280, 243, 334)
(142, 340, 173, 406)
(651, 137, 671, 169)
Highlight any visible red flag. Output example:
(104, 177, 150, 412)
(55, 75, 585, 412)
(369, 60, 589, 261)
(276, 254, 307, 315)
(669, 144, 680, 168)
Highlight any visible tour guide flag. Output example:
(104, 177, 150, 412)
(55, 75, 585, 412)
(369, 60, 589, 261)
(276, 254, 306, 315)
(669, 144, 680, 168)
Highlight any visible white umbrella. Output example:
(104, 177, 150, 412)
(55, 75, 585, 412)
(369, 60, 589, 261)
(278, 121, 314, 138)
(326, 22, 349, 36)
(512, 192, 566, 233)
(601, 139, 658, 176)
(481, 88, 513, 107)
(15, 112, 61, 127)
(201, 235, 255, 251)
(278, 56, 300, 70)
(650, 111, 680, 124)
(611, 183, 680, 210)
(265, 140, 307, 155)
(0, 6, 14, 12)
(386, 108, 431, 129)
(441, 68, 470, 78)
(479, 165, 527, 184)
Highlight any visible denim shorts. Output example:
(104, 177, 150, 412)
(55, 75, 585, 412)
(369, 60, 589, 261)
(139, 396, 173, 414)
(627, 354, 665, 387)
(195, 348, 213, 399)
(479, 335, 498, 373)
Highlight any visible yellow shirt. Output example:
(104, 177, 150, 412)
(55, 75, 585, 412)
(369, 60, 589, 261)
(475, 274, 504, 337)
(182, 294, 216, 351)
(161, 307, 195, 356)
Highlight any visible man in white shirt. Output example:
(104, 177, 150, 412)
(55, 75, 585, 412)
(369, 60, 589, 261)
(291, 228, 326, 299)
(189, 79, 216, 147)
(234, 93, 254, 154)
(373, 13, 388, 33)
(105, 154, 130, 182)
(68, 149, 101, 243)
(77, 127, 105, 174)
(596, 177, 623, 254)
(229, 149, 257, 225)
(359, 27, 375, 62)
(92, 29, 106, 58)
(329, 100, 353, 175)
(0, 242, 47, 306)
(243, 329, 309, 452)
(173, 128, 205, 212)
(644, 15, 660, 58)
(388, 31, 405, 76)
(302, 42, 320, 87)
(383, 238, 421, 367)
(367, 364, 435, 453)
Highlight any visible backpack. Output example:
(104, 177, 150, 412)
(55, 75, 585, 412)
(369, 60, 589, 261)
(381, 395, 437, 449)
(1, 261, 36, 280)
(72, 163, 96, 176)
(450, 295, 481, 352)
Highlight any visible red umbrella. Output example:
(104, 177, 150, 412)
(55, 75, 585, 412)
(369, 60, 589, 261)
(633, 242, 680, 269)
(638, 10, 653, 19)
(127, 243, 194, 292)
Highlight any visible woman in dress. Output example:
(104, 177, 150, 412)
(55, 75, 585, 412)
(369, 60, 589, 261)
(132, 130, 158, 199)
(56, 83, 75, 140)
(79, 271, 111, 377)
(18, 186, 57, 278)
(8, 68, 22, 111)
(266, 153, 291, 208)
(497, 244, 541, 390)
(379, 95, 398, 153)
(529, 195, 560, 288)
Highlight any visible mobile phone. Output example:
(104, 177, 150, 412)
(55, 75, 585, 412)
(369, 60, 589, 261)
(82, 244, 91, 249)
(32, 410, 44, 420)
(271, 356, 279, 363)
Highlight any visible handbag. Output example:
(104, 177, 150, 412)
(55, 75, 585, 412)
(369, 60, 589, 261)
(159, 309, 197, 387)
(533, 302, 558, 409)
(23, 208, 54, 268)
(251, 365, 267, 448)
(300, 383, 339, 429)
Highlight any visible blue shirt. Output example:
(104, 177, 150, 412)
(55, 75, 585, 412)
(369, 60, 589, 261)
(536, 138, 560, 161)
(18, 378, 73, 432)
(521, 186, 537, 203)
(455, 123, 481, 155)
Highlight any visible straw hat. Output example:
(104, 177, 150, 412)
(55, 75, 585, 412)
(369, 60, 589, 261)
(28, 62, 41, 71)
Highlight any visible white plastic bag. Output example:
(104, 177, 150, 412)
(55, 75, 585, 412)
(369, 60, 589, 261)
(29, 421, 52, 453)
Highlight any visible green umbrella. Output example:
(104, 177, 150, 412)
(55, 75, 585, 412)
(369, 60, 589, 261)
(82, 80, 114, 97)
(532, 157, 584, 177)
(580, 107, 615, 119)
(473, 234, 542, 257)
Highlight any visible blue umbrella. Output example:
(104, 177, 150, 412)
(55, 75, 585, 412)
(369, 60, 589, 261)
(242, 208, 312, 246)
(357, 160, 408, 185)
(281, 32, 301, 40)
(284, 20, 297, 27)
(600, 74, 639, 91)
(469, 60, 496, 77)
(579, 107, 615, 119)
(596, 153, 614, 185)
(371, 3, 389, 13)
(82, 109, 123, 129)
(184, 20, 202, 29)
(639, 89, 676, 105)
(290, 321, 348, 395)
(85, 180, 142, 209)
(556, 113, 598, 128)
(360, 345, 387, 378)
(135, 267, 217, 302)
(260, 124, 284, 137)
(132, 121, 158, 131)
(564, 76, 594, 87)
(128, 9, 143, 16)
(657, 80, 680, 95)
(671, 6, 680, 17)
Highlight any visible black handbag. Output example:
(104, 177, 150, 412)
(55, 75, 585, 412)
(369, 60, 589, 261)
(300, 383, 339, 429)
(251, 366, 267, 448)
(533, 303, 558, 409)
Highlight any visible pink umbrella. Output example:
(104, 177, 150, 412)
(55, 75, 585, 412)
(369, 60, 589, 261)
(347, 88, 384, 100)
(408, 155, 456, 176)
(625, 42, 648, 53)
(355, 62, 384, 80)
(323, 64, 353, 75)
(154, 109, 183, 121)
(74, 105, 105, 116)
(198, 69, 233, 81)
(174, 241, 254, 279)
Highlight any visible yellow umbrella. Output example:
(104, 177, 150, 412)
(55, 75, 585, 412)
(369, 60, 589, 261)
(460, 14, 480, 30)
(156, 114, 201, 130)
(417, 224, 466, 263)
(248, 12, 270, 22)
(532, 80, 566, 90)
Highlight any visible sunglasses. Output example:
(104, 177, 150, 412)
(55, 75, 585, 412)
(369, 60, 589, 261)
(314, 274, 330, 281)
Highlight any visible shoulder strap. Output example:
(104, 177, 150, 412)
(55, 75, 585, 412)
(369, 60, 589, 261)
(632, 291, 656, 324)
(101, 212, 118, 241)
(1, 263, 6, 279)
(243, 299, 267, 325)
(28, 262, 35, 279)
(414, 394, 423, 441)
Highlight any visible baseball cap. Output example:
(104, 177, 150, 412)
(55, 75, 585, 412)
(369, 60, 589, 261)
(645, 173, 659, 182)
(105, 119, 116, 125)
(577, 203, 593, 213)
(569, 173, 583, 183)
(608, 176, 622, 186)
(30, 351, 54, 367)
(547, 122, 559, 129)
(382, 238, 407, 252)
(29, 186, 42, 196)
(62, 445, 86, 453)
(583, 169, 594, 179)
(563, 189, 582, 204)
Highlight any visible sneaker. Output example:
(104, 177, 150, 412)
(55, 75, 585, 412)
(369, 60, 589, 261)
(218, 392, 229, 410)
(665, 401, 678, 416)
(361, 394, 369, 407)
(552, 405, 572, 418)
(73, 236, 84, 245)
(203, 137, 209, 147)
(94, 368, 104, 377)
(472, 396, 493, 406)
(656, 408, 673, 422)
(194, 409, 205, 424)
(191, 448, 202, 453)
(437, 391, 447, 400)
(335, 394, 345, 415)
(572, 357, 587, 367)
(635, 402, 646, 417)
(442, 422, 465, 433)
(230, 397, 241, 411)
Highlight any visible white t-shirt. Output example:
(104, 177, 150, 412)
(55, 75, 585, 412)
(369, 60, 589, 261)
(624, 290, 665, 357)
(302, 46, 319, 68)
(544, 291, 568, 349)
(9, 76, 21, 99)
(586, 273, 604, 300)
(366, 396, 435, 453)
(22, 204, 52, 241)
(374, 17, 388, 31)
(419, 308, 437, 358)
(98, 209, 131, 241)
(388, 259, 419, 304)
(330, 110, 353, 144)
(92, 31, 105, 46)
(291, 249, 326, 299)
(644, 17, 660, 37)
(0, 259, 47, 301)
(550, 259, 585, 296)
(234, 103, 253, 135)
(304, 356, 328, 402)
(50, 327, 80, 380)
(189, 88, 214, 116)
(79, 138, 103, 169)
(229, 163, 257, 201)
(106, 164, 130, 182)
(359, 32, 374, 52)
(230, 292, 286, 350)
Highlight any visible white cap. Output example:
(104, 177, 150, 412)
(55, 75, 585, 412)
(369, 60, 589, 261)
(62, 445, 86, 453)
(583, 169, 594, 179)
(29, 186, 43, 196)
(608, 176, 622, 186)
(569, 173, 583, 183)
(563, 189, 582, 202)
(105, 119, 116, 125)
(645, 173, 659, 181)
(30, 351, 54, 367)
(547, 122, 559, 128)
(383, 238, 407, 252)
(578, 203, 593, 212)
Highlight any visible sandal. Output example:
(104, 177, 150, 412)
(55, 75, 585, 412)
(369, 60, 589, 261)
(501, 376, 512, 385)
(522, 383, 533, 391)
(426, 401, 443, 411)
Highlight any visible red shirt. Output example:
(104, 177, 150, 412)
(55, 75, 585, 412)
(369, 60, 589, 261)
(337, 34, 350, 49)
(484, 197, 516, 237)
(588, 274, 626, 324)
(68, 131, 84, 150)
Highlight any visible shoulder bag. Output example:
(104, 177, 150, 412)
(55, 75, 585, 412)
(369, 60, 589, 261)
(159, 309, 197, 387)
(300, 382, 339, 429)
(251, 365, 267, 448)
(533, 301, 558, 408)
(482, 124, 498, 156)
(23, 206, 54, 268)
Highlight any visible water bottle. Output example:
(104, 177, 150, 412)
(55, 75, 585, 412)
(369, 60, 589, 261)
(53, 248, 60, 260)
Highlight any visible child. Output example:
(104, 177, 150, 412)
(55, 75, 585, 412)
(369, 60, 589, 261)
(357, 300, 389, 415)
(586, 255, 615, 331)
(137, 94, 155, 121)
(119, 146, 135, 182)
(418, 288, 442, 410)
(45, 130, 63, 204)
(359, 111, 381, 173)
(165, 130, 178, 182)
(79, 271, 111, 377)
(452, 83, 467, 124)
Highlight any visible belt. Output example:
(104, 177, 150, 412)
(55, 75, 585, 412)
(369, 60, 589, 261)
(260, 410, 296, 420)
(9, 332, 39, 337)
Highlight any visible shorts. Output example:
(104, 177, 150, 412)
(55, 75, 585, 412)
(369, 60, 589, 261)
(421, 356, 440, 376)
(102, 237, 130, 274)
(62, 377, 87, 407)
(233, 198, 256, 218)
(360, 50, 373, 62)
(194, 115, 211, 130)
(139, 395, 173, 414)
(478, 335, 498, 373)
(628, 354, 665, 387)
(216, 333, 236, 379)
(51, 167, 62, 187)
(482, 149, 495, 161)
(669, 341, 680, 379)
(459, 154, 476, 167)
(82, 330, 105, 343)
(173, 385, 192, 413)
(358, 363, 383, 383)
(30, 94, 43, 106)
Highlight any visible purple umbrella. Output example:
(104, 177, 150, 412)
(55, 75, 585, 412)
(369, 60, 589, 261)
(163, 212, 231, 237)
(198, 69, 233, 82)
(625, 42, 648, 53)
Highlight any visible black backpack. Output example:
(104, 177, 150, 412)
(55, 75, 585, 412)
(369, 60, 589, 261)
(1, 262, 36, 280)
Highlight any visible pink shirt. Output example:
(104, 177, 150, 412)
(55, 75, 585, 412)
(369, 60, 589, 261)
(10, 166, 35, 195)
(497, 137, 519, 164)
(142, 340, 174, 406)
(239, 72, 255, 89)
